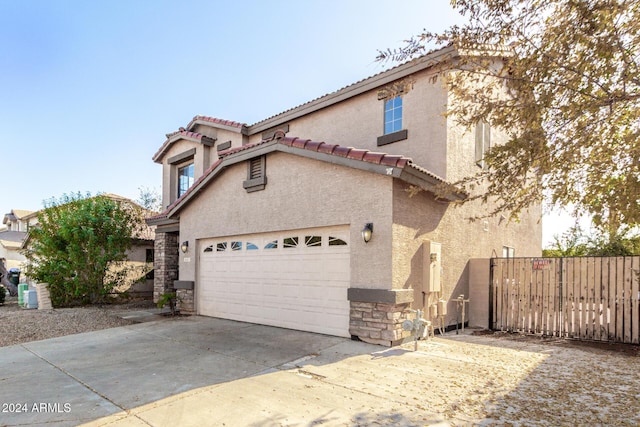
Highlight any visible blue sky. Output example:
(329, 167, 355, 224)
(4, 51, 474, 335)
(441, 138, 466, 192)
(0, 0, 570, 245)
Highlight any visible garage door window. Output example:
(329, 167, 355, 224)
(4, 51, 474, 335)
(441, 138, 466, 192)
(203, 233, 348, 254)
(329, 236, 347, 246)
(305, 235, 322, 247)
(283, 237, 299, 248)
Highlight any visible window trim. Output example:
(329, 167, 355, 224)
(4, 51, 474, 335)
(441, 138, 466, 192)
(383, 96, 403, 134)
(177, 162, 195, 198)
(502, 246, 515, 258)
(377, 129, 408, 146)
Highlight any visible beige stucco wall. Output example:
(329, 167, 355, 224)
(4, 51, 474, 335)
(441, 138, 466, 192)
(160, 127, 248, 209)
(0, 246, 26, 270)
(391, 178, 542, 325)
(176, 152, 395, 295)
(246, 67, 450, 178)
(191, 124, 246, 148)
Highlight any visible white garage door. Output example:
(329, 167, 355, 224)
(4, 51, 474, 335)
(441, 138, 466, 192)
(198, 226, 350, 337)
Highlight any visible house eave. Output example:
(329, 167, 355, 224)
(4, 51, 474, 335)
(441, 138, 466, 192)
(248, 45, 458, 135)
(399, 166, 467, 202)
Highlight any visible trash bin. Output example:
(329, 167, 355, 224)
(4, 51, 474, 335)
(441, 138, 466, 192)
(8, 268, 20, 286)
(25, 290, 38, 309)
(18, 283, 28, 306)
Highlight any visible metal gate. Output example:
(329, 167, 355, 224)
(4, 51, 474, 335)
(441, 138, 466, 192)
(490, 256, 640, 343)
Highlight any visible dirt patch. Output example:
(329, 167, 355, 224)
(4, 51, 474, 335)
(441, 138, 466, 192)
(0, 296, 155, 347)
(475, 329, 640, 357)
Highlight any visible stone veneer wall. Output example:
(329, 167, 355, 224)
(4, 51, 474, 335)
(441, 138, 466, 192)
(349, 301, 412, 346)
(153, 231, 178, 302)
(176, 288, 194, 314)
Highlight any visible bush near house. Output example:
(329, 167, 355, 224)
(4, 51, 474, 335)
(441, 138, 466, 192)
(23, 193, 146, 306)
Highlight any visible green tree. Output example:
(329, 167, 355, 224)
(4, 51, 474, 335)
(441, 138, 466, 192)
(136, 186, 162, 213)
(585, 227, 640, 256)
(23, 193, 145, 306)
(379, 0, 640, 231)
(543, 224, 640, 256)
(542, 224, 589, 257)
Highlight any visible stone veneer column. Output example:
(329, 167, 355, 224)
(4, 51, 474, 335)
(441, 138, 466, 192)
(153, 231, 179, 303)
(175, 288, 194, 314)
(347, 288, 414, 346)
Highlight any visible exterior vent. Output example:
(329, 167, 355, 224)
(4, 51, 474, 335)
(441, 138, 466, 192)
(243, 156, 267, 192)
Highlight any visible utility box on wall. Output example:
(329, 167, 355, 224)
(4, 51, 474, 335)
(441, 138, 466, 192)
(422, 241, 441, 293)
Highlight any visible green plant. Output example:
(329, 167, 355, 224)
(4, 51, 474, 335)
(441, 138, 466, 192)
(23, 192, 146, 307)
(157, 292, 181, 316)
(0, 285, 6, 305)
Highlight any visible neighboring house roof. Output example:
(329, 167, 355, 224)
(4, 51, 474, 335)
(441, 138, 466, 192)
(0, 231, 27, 249)
(3, 209, 35, 225)
(20, 194, 156, 248)
(148, 131, 466, 225)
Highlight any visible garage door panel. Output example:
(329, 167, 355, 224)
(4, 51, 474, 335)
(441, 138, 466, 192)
(198, 227, 351, 337)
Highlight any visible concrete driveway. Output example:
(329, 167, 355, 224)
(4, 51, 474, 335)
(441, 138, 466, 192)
(2, 316, 639, 426)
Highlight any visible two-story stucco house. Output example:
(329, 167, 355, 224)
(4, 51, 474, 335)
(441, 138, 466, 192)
(148, 45, 542, 346)
(1, 209, 37, 270)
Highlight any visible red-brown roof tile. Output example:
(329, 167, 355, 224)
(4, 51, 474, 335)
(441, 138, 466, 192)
(332, 146, 351, 158)
(346, 149, 368, 161)
(317, 143, 337, 155)
(149, 133, 459, 223)
(303, 141, 323, 152)
(362, 152, 386, 164)
(153, 130, 207, 162)
(188, 115, 246, 129)
(379, 155, 405, 167)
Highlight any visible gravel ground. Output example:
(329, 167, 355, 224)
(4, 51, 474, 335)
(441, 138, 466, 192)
(0, 296, 154, 347)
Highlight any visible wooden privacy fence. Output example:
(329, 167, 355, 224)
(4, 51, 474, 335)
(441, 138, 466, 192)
(490, 256, 640, 344)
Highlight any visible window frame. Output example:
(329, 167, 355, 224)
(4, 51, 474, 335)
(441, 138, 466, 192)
(502, 246, 515, 258)
(384, 96, 403, 134)
(177, 161, 195, 198)
(377, 95, 407, 146)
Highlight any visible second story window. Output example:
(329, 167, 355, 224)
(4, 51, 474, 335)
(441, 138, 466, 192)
(178, 163, 194, 197)
(384, 96, 403, 134)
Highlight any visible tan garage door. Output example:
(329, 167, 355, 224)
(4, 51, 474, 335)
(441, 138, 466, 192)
(198, 226, 350, 337)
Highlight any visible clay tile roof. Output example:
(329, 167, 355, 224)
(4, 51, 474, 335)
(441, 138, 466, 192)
(332, 146, 351, 158)
(346, 149, 368, 161)
(153, 130, 206, 162)
(248, 45, 457, 129)
(150, 133, 461, 223)
(188, 115, 246, 130)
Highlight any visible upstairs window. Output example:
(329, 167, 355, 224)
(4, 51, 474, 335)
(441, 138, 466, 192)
(384, 96, 403, 134)
(178, 163, 194, 197)
(475, 121, 491, 169)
